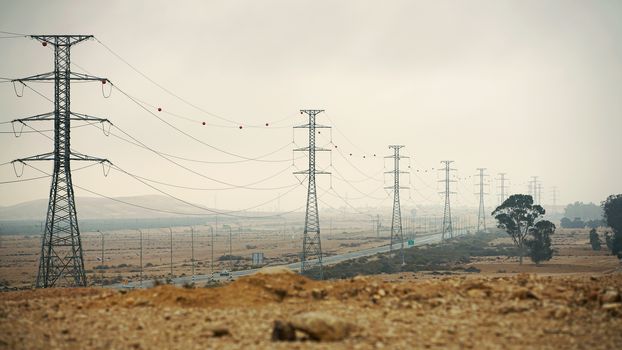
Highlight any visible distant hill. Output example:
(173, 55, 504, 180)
(0, 195, 211, 220)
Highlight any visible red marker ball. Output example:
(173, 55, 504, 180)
(334, 145, 338, 149)
(202, 122, 206, 125)
(157, 107, 162, 112)
(42, 42, 47, 47)
(101, 79, 106, 84)
(239, 125, 243, 129)
(265, 123, 269, 126)
(349, 153, 352, 156)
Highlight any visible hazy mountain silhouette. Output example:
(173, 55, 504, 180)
(0, 195, 210, 220)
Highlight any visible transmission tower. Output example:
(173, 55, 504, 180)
(384, 145, 409, 265)
(529, 176, 539, 202)
(475, 168, 489, 232)
(551, 186, 558, 213)
(439, 161, 456, 241)
(294, 109, 330, 279)
(10, 35, 110, 288)
(497, 172, 508, 205)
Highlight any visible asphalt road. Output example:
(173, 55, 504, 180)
(115, 228, 469, 289)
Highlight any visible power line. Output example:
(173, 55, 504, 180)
(111, 83, 301, 163)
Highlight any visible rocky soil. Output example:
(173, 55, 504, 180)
(1, 269, 621, 349)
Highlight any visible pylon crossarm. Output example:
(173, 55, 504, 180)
(293, 124, 331, 129)
(12, 72, 55, 82)
(70, 112, 112, 124)
(69, 72, 107, 81)
(30, 35, 93, 45)
(69, 152, 109, 163)
(12, 112, 55, 123)
(13, 152, 55, 162)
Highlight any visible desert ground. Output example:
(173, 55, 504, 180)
(1, 226, 621, 349)
(0, 214, 454, 289)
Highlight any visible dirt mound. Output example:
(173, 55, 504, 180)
(87, 270, 316, 309)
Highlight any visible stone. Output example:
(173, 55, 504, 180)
(271, 320, 296, 341)
(511, 288, 540, 300)
(289, 312, 353, 341)
(211, 327, 230, 337)
(600, 289, 620, 304)
(311, 288, 328, 300)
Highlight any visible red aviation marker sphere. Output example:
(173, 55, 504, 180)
(239, 126, 243, 129)
(101, 79, 106, 84)
(202, 122, 206, 125)
(265, 123, 269, 126)
(157, 107, 162, 112)
(42, 41, 47, 47)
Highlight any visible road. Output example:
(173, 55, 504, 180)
(114, 228, 469, 289)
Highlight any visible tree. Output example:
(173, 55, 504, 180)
(602, 194, 622, 258)
(564, 202, 603, 221)
(589, 228, 601, 251)
(605, 232, 614, 252)
(560, 217, 586, 229)
(492, 194, 546, 264)
(525, 221, 555, 265)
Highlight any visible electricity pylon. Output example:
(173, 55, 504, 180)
(10, 35, 110, 288)
(496, 172, 508, 205)
(294, 109, 330, 279)
(385, 145, 409, 266)
(551, 186, 558, 213)
(475, 168, 488, 232)
(439, 161, 456, 241)
(529, 176, 539, 203)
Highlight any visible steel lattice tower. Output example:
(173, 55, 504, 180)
(294, 109, 330, 279)
(497, 172, 508, 205)
(385, 145, 408, 265)
(439, 161, 456, 241)
(529, 176, 538, 202)
(11, 35, 110, 288)
(475, 168, 488, 232)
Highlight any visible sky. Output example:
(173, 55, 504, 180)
(0, 0, 620, 215)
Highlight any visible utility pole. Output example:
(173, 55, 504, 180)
(223, 224, 233, 271)
(497, 172, 508, 205)
(97, 230, 104, 287)
(294, 109, 331, 279)
(376, 214, 381, 238)
(190, 226, 195, 283)
(138, 229, 143, 288)
(439, 161, 456, 241)
(11, 35, 111, 288)
(385, 145, 409, 266)
(208, 225, 214, 278)
(475, 168, 489, 232)
(169, 227, 173, 279)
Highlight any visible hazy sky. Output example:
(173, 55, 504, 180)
(0, 0, 620, 215)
